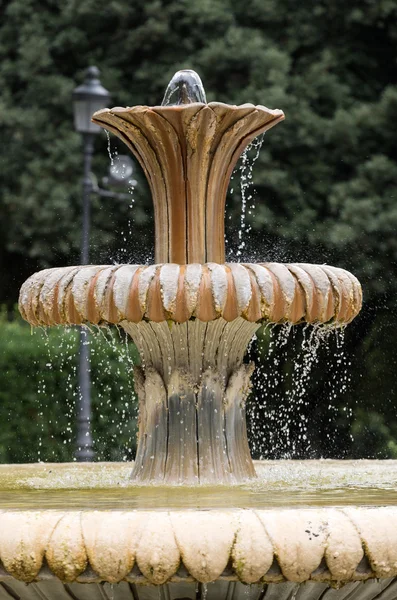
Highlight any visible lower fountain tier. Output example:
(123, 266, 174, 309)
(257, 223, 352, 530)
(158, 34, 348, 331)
(1, 497, 397, 599)
(122, 318, 259, 484)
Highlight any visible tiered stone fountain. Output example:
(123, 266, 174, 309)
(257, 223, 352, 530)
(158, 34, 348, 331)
(3, 70, 397, 599)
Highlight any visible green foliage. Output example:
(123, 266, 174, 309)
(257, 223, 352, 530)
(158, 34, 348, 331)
(1, 0, 396, 297)
(0, 310, 139, 463)
(0, 0, 396, 459)
(350, 411, 397, 459)
(346, 311, 397, 458)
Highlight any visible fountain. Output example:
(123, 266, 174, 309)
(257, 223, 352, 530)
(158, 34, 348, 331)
(2, 70, 397, 599)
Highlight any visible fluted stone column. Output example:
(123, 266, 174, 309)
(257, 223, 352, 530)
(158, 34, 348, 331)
(123, 319, 258, 484)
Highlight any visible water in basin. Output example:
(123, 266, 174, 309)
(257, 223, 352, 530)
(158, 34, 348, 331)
(1, 460, 396, 510)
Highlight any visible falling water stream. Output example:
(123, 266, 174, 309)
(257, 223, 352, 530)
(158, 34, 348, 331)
(236, 134, 264, 258)
(34, 319, 349, 465)
(36, 325, 138, 463)
(105, 132, 152, 264)
(226, 135, 264, 260)
(248, 323, 351, 460)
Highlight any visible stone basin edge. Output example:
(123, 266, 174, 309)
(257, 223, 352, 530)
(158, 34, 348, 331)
(19, 262, 362, 327)
(0, 506, 396, 586)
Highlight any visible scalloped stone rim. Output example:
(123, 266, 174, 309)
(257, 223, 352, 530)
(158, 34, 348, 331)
(92, 102, 285, 264)
(19, 262, 362, 327)
(0, 507, 395, 586)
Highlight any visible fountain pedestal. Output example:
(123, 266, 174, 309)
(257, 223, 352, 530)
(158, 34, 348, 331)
(124, 318, 258, 483)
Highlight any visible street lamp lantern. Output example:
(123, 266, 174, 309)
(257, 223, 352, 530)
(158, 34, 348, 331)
(73, 65, 111, 266)
(73, 66, 110, 135)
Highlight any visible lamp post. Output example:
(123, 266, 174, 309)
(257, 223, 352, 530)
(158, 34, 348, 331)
(73, 66, 110, 461)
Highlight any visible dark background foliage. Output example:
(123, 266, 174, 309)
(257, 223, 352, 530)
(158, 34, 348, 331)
(1, 0, 396, 461)
(0, 311, 139, 462)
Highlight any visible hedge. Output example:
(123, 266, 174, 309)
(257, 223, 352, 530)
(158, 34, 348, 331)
(0, 309, 139, 463)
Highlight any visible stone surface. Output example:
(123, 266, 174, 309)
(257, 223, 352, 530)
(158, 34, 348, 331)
(19, 262, 362, 327)
(126, 320, 256, 484)
(2, 579, 397, 599)
(1, 462, 396, 598)
(0, 506, 397, 586)
(92, 102, 284, 264)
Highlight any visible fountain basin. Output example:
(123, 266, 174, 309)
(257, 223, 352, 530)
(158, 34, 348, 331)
(1, 461, 397, 599)
(19, 263, 361, 327)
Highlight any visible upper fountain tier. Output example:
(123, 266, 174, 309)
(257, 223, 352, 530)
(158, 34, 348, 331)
(19, 70, 362, 328)
(92, 69, 284, 265)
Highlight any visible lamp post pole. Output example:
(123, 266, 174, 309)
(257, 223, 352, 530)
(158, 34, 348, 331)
(76, 133, 95, 461)
(81, 134, 94, 266)
(73, 67, 110, 461)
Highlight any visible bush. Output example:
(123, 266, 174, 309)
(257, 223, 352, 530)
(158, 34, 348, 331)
(0, 309, 139, 463)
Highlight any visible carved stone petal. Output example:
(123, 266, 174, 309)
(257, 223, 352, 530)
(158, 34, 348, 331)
(257, 510, 327, 582)
(324, 509, 363, 580)
(159, 263, 180, 314)
(244, 264, 275, 318)
(39, 267, 76, 324)
(287, 265, 314, 320)
(57, 267, 82, 323)
(184, 263, 203, 314)
(321, 266, 353, 323)
(171, 511, 236, 582)
(112, 265, 141, 319)
(0, 511, 61, 582)
(72, 266, 105, 319)
(81, 511, 142, 583)
(229, 263, 252, 314)
(333, 267, 363, 323)
(135, 513, 180, 584)
(138, 264, 158, 313)
(24, 268, 58, 325)
(266, 264, 296, 310)
(46, 513, 88, 582)
(19, 270, 40, 323)
(344, 508, 397, 578)
(296, 264, 333, 322)
(232, 510, 274, 583)
(208, 263, 228, 312)
(93, 266, 119, 321)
